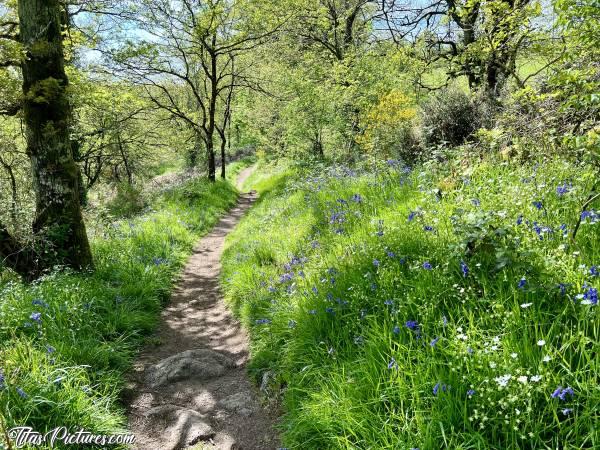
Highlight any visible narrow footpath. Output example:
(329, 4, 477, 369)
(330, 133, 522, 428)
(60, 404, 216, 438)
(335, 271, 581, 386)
(127, 166, 280, 449)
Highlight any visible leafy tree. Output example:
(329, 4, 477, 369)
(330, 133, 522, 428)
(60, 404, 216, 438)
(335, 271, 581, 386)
(0, 0, 93, 279)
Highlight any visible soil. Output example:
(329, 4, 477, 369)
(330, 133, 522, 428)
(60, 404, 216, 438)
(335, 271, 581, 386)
(126, 167, 280, 449)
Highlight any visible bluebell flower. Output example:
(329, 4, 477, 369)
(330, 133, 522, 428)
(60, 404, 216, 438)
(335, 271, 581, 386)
(433, 382, 442, 395)
(386, 250, 396, 258)
(467, 389, 476, 397)
(422, 261, 432, 270)
(268, 286, 276, 293)
(0, 369, 5, 390)
(30, 312, 42, 323)
(288, 320, 297, 329)
(423, 225, 434, 232)
(353, 335, 364, 345)
(351, 194, 362, 203)
(152, 257, 166, 266)
(533, 201, 543, 210)
(308, 309, 317, 315)
(562, 408, 573, 416)
(556, 183, 571, 196)
(430, 337, 440, 347)
(388, 357, 398, 370)
(45, 345, 55, 354)
(558, 283, 568, 296)
(31, 299, 49, 309)
(279, 272, 294, 283)
(392, 325, 400, 335)
(405, 320, 419, 330)
(581, 210, 597, 222)
(255, 318, 271, 325)
(384, 299, 393, 306)
(16, 387, 27, 399)
(516, 215, 523, 225)
(373, 259, 380, 267)
(460, 261, 469, 278)
(471, 198, 480, 207)
(590, 266, 599, 277)
(518, 277, 527, 289)
(551, 386, 574, 401)
(325, 307, 335, 314)
(581, 287, 598, 305)
(408, 211, 417, 222)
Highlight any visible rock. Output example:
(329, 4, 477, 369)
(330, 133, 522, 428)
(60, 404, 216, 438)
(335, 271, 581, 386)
(144, 404, 214, 449)
(146, 349, 235, 388)
(219, 392, 256, 417)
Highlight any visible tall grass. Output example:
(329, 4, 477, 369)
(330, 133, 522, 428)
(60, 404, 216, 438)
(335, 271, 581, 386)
(222, 158, 599, 449)
(0, 178, 238, 449)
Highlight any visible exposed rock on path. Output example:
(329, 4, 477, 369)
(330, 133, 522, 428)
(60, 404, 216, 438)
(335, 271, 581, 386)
(127, 166, 280, 449)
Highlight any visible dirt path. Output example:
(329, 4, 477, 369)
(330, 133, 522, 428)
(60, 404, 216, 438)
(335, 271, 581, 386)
(126, 165, 280, 450)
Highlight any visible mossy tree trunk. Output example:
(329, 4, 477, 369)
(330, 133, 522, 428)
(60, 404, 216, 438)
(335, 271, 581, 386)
(17, 0, 93, 274)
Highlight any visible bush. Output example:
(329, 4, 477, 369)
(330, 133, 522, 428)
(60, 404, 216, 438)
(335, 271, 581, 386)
(420, 87, 489, 148)
(107, 183, 146, 217)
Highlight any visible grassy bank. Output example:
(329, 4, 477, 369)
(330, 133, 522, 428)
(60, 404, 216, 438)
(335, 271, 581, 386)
(222, 158, 599, 449)
(0, 177, 238, 448)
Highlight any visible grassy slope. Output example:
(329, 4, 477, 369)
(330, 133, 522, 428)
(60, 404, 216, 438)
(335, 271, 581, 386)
(222, 158, 599, 449)
(0, 177, 239, 448)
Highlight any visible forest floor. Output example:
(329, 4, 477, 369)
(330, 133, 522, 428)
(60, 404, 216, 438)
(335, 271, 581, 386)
(125, 166, 280, 450)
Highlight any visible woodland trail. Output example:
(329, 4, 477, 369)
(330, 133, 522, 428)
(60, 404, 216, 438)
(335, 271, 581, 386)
(126, 166, 280, 449)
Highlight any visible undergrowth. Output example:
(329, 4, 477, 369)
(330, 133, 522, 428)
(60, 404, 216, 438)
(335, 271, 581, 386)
(222, 158, 599, 449)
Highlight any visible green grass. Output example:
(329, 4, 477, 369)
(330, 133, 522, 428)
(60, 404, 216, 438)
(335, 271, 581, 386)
(0, 178, 238, 449)
(222, 158, 599, 449)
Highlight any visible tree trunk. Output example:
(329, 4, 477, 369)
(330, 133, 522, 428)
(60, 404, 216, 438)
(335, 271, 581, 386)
(220, 136, 226, 179)
(207, 140, 216, 182)
(17, 0, 93, 274)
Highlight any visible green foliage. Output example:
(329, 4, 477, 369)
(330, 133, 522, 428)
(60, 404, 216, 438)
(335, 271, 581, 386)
(420, 87, 491, 148)
(222, 158, 599, 449)
(0, 178, 238, 447)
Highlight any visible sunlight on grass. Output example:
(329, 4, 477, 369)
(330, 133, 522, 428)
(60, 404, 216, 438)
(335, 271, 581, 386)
(222, 158, 600, 449)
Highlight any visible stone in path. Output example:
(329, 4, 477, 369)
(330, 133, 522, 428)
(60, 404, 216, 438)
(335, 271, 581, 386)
(126, 166, 280, 449)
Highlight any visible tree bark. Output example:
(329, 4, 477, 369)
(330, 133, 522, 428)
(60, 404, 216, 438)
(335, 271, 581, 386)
(17, 0, 93, 274)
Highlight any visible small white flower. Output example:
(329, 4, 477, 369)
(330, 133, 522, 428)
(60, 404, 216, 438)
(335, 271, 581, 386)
(530, 375, 542, 382)
(517, 375, 528, 384)
(457, 333, 468, 341)
(491, 345, 498, 351)
(495, 374, 511, 387)
(510, 352, 518, 359)
(493, 336, 501, 344)
(542, 355, 551, 362)
(515, 408, 521, 415)
(537, 340, 546, 346)
(489, 361, 497, 369)
(520, 303, 533, 308)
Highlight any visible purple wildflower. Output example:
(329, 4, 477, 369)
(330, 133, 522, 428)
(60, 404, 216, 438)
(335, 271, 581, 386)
(30, 312, 42, 323)
(16, 387, 27, 399)
(460, 261, 469, 278)
(405, 320, 419, 330)
(422, 261, 432, 270)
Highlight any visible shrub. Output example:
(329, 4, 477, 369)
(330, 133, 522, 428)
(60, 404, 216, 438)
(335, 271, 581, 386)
(419, 87, 487, 148)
